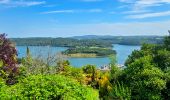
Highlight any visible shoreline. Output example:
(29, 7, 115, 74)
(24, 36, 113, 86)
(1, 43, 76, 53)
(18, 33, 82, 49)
(64, 53, 110, 58)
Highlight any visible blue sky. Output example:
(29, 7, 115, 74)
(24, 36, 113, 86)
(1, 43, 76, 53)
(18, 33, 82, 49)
(0, 0, 170, 37)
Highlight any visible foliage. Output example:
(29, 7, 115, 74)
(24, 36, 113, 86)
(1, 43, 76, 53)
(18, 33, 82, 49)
(109, 54, 117, 66)
(122, 36, 170, 99)
(125, 43, 170, 71)
(0, 33, 18, 84)
(56, 60, 70, 73)
(20, 50, 85, 84)
(108, 82, 131, 100)
(20, 49, 66, 75)
(98, 72, 112, 99)
(63, 47, 116, 57)
(11, 37, 113, 48)
(98, 55, 124, 100)
(82, 65, 99, 87)
(153, 49, 170, 71)
(26, 46, 32, 62)
(162, 69, 170, 99)
(60, 66, 85, 84)
(123, 56, 166, 99)
(82, 65, 96, 74)
(21, 57, 49, 75)
(0, 75, 99, 100)
(164, 36, 170, 50)
(125, 43, 156, 66)
(109, 55, 122, 83)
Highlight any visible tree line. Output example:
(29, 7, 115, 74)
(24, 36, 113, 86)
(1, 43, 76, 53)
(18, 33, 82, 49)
(11, 36, 164, 47)
(11, 37, 113, 48)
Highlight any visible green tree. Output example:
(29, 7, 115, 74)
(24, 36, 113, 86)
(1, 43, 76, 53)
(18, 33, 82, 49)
(153, 49, 170, 71)
(109, 55, 121, 83)
(122, 56, 166, 99)
(163, 69, 170, 99)
(164, 36, 170, 50)
(26, 47, 30, 57)
(82, 65, 96, 74)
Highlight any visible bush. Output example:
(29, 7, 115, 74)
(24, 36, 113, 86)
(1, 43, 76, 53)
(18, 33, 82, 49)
(82, 65, 96, 74)
(0, 75, 99, 100)
(109, 82, 131, 100)
(0, 33, 18, 84)
(122, 56, 166, 99)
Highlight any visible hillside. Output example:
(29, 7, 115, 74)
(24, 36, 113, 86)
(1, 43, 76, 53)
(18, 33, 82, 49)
(11, 35, 164, 46)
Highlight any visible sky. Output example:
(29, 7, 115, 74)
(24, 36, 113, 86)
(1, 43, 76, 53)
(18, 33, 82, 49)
(0, 0, 170, 37)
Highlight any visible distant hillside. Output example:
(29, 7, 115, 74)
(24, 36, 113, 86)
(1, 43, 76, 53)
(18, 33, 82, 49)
(71, 35, 164, 45)
(10, 35, 164, 46)
(72, 35, 163, 39)
(72, 35, 113, 39)
(10, 37, 113, 48)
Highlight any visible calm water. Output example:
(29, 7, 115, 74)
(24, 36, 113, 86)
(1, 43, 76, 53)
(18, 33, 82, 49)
(113, 44, 140, 64)
(16, 44, 140, 67)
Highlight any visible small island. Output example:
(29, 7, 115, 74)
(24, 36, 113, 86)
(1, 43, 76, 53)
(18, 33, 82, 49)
(62, 47, 116, 57)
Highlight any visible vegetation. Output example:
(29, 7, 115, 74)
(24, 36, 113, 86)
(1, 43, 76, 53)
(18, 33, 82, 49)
(11, 36, 164, 47)
(0, 33, 18, 85)
(121, 36, 170, 99)
(73, 35, 164, 45)
(1, 33, 170, 99)
(0, 75, 99, 100)
(11, 38, 113, 48)
(63, 47, 116, 57)
(11, 37, 117, 57)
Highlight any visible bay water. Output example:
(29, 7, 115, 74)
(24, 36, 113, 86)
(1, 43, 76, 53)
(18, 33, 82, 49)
(16, 44, 140, 67)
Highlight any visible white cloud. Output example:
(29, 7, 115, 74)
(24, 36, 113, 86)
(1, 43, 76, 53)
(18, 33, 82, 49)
(119, 0, 170, 10)
(41, 9, 103, 14)
(80, 0, 103, 2)
(122, 9, 151, 14)
(0, 0, 46, 7)
(118, 0, 170, 19)
(127, 10, 170, 19)
(118, 0, 135, 3)
(41, 10, 75, 14)
(133, 0, 170, 10)
(14, 1, 45, 7)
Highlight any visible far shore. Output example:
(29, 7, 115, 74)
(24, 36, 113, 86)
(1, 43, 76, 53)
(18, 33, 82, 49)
(64, 53, 110, 58)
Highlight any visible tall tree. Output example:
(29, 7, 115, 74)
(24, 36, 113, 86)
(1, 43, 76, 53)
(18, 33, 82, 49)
(164, 36, 170, 50)
(122, 56, 166, 99)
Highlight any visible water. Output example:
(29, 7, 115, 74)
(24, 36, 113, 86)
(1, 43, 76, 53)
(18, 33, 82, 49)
(16, 44, 140, 67)
(113, 44, 140, 64)
(17, 46, 68, 57)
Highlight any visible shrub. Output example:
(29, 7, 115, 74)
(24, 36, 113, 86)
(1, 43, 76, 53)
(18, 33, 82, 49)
(0, 33, 18, 84)
(122, 56, 166, 99)
(61, 66, 85, 84)
(109, 82, 131, 100)
(82, 65, 96, 74)
(0, 75, 99, 100)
